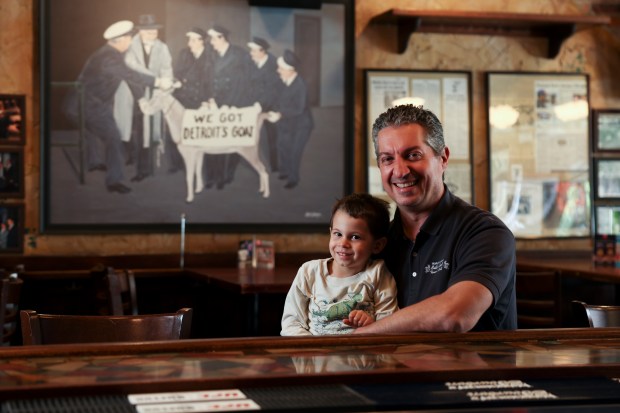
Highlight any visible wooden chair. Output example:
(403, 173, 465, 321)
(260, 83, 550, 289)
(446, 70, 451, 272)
(20, 308, 192, 345)
(572, 301, 620, 328)
(91, 265, 138, 316)
(1, 277, 23, 346)
(515, 270, 562, 328)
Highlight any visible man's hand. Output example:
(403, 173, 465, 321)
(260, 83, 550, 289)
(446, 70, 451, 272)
(266, 111, 282, 123)
(343, 310, 374, 328)
(155, 77, 173, 90)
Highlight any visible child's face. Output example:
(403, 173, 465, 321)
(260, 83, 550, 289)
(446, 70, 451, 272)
(329, 210, 386, 277)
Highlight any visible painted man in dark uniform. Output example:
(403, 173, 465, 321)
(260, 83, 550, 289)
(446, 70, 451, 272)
(174, 27, 213, 109)
(247, 36, 282, 172)
(267, 50, 314, 189)
(79, 20, 171, 193)
(206, 25, 249, 189)
(172, 27, 213, 173)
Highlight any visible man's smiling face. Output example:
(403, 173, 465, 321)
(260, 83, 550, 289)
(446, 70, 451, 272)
(376, 123, 448, 214)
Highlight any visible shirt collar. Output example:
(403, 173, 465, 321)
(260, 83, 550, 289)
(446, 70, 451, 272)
(284, 72, 297, 86)
(217, 43, 230, 57)
(256, 54, 268, 68)
(191, 47, 204, 59)
(390, 184, 452, 240)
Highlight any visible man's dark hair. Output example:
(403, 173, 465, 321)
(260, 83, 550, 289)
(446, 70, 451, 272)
(330, 193, 390, 239)
(371, 104, 445, 158)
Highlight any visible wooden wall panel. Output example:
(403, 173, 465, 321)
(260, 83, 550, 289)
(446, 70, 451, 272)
(1, 0, 619, 257)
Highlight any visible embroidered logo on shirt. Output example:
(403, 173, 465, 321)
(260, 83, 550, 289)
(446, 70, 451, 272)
(425, 259, 450, 275)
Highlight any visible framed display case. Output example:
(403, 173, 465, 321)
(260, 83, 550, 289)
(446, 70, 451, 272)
(487, 72, 590, 238)
(591, 109, 620, 235)
(364, 69, 473, 205)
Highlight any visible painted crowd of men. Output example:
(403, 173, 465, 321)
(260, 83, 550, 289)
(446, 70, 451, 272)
(74, 15, 313, 194)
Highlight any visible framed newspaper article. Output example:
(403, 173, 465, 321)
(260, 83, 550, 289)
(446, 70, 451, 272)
(39, 0, 353, 233)
(364, 69, 473, 207)
(487, 72, 591, 238)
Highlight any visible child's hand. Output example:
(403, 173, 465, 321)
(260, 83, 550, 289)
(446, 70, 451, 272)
(343, 310, 374, 328)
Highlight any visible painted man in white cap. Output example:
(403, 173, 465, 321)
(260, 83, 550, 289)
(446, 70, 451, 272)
(267, 49, 314, 189)
(247, 36, 282, 173)
(121, 14, 174, 182)
(78, 20, 172, 194)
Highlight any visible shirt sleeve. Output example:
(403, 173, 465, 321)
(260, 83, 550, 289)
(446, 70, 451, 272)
(372, 261, 399, 320)
(449, 217, 516, 304)
(281, 265, 313, 336)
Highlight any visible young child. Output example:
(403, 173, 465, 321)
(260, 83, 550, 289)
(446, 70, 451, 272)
(281, 193, 398, 335)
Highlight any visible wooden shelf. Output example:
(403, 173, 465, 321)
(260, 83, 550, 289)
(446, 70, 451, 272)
(370, 9, 611, 58)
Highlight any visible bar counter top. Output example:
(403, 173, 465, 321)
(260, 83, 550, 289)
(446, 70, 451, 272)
(2, 328, 620, 401)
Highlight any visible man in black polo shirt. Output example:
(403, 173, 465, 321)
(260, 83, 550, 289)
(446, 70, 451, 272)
(353, 104, 517, 333)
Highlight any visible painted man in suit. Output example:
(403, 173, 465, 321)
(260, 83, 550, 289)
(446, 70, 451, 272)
(247, 36, 282, 172)
(80, 20, 171, 193)
(121, 14, 174, 182)
(267, 50, 314, 189)
(206, 25, 249, 189)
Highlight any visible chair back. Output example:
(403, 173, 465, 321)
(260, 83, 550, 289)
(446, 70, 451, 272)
(573, 301, 620, 328)
(516, 270, 561, 328)
(91, 266, 138, 315)
(0, 277, 23, 345)
(20, 308, 192, 345)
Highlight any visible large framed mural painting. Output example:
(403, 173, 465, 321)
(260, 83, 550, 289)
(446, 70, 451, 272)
(39, 0, 353, 233)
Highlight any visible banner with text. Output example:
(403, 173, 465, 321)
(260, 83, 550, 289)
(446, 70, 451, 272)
(181, 103, 261, 147)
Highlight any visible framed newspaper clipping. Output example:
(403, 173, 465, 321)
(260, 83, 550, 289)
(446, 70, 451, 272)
(487, 72, 590, 238)
(364, 69, 473, 207)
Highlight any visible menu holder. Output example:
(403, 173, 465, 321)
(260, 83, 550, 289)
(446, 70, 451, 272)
(592, 234, 618, 267)
(238, 238, 275, 269)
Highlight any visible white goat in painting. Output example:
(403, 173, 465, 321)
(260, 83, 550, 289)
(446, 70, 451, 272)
(139, 90, 269, 203)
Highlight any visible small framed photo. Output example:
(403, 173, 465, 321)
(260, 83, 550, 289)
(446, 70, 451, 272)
(0, 94, 25, 145)
(594, 158, 620, 200)
(0, 204, 23, 254)
(594, 205, 620, 235)
(0, 148, 24, 199)
(593, 109, 620, 152)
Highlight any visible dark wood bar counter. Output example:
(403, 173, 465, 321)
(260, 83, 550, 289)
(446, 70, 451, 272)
(1, 329, 620, 411)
